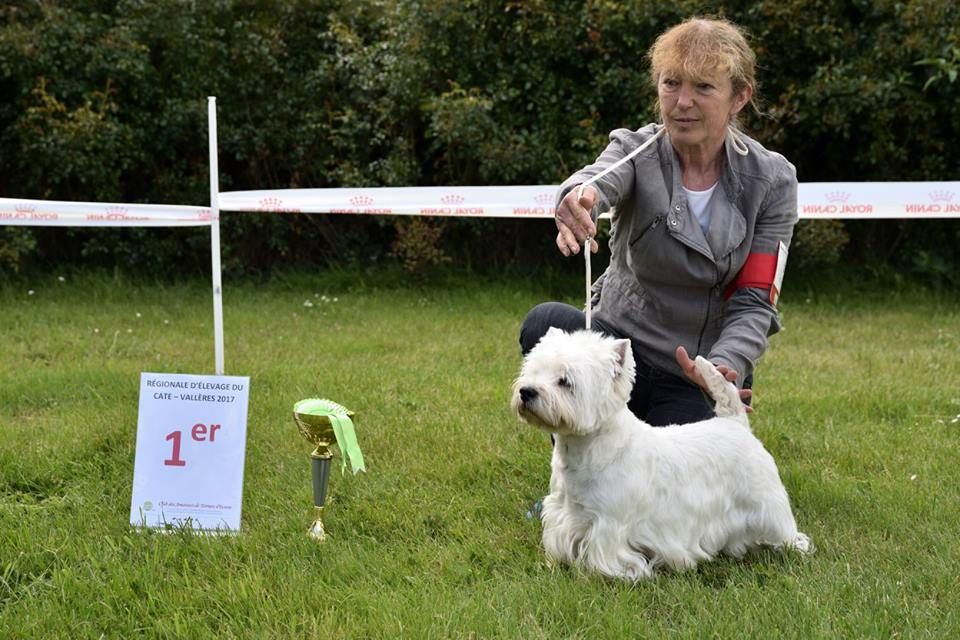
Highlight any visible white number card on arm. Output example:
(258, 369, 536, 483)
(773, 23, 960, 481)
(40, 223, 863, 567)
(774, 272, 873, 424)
(130, 372, 250, 532)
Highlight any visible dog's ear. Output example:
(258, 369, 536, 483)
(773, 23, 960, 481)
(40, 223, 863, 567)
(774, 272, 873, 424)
(611, 339, 636, 397)
(612, 339, 631, 375)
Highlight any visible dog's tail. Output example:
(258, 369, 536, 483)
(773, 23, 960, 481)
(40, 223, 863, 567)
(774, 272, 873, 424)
(693, 356, 749, 426)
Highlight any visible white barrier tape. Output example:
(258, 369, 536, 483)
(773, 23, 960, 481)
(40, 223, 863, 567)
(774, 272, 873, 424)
(4, 181, 958, 228)
(0, 198, 214, 227)
(799, 182, 960, 219)
(219, 182, 960, 220)
(218, 186, 559, 219)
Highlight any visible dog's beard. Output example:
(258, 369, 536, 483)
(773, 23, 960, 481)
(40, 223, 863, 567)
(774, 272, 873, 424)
(514, 401, 544, 427)
(518, 407, 578, 435)
(512, 383, 588, 435)
(514, 392, 565, 433)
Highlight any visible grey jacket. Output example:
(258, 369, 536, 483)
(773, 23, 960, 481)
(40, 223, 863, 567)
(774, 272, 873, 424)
(557, 123, 799, 384)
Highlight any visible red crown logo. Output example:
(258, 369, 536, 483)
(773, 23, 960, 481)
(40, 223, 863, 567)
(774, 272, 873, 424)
(534, 193, 554, 205)
(14, 203, 36, 214)
(258, 197, 283, 210)
(440, 194, 464, 205)
(104, 206, 128, 216)
(196, 208, 213, 220)
(929, 190, 955, 203)
(349, 195, 374, 206)
(825, 191, 850, 203)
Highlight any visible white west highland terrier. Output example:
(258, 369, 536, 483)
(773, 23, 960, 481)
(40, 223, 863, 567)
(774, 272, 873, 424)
(511, 328, 811, 581)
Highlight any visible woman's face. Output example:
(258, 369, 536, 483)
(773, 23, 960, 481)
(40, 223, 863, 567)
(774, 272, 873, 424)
(657, 69, 751, 155)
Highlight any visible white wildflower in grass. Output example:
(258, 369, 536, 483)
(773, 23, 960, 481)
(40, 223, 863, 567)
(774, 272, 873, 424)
(28, 290, 35, 295)
(93, 328, 100, 334)
(136, 312, 142, 318)
(163, 319, 169, 325)
(127, 329, 133, 334)
(58, 276, 65, 282)
(303, 300, 314, 308)
(910, 474, 918, 481)
(333, 297, 339, 302)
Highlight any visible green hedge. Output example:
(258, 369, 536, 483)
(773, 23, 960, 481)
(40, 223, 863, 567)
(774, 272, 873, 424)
(1, 1, 957, 280)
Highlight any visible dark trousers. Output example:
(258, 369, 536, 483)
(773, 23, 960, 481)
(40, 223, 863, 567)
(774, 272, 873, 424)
(519, 302, 716, 427)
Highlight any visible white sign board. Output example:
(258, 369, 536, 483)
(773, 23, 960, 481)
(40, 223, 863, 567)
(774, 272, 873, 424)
(130, 372, 250, 532)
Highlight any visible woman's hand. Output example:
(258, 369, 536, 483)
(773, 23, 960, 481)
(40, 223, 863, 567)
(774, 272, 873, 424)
(675, 345, 753, 411)
(555, 185, 599, 256)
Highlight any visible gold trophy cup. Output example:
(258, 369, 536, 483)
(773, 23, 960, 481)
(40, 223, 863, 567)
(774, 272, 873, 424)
(293, 403, 356, 541)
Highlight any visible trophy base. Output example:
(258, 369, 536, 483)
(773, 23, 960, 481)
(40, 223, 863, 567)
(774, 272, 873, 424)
(308, 506, 327, 541)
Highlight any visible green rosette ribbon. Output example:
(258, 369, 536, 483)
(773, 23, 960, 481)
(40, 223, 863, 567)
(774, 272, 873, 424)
(294, 398, 366, 475)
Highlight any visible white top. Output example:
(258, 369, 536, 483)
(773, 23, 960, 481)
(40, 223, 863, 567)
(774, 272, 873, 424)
(682, 182, 719, 235)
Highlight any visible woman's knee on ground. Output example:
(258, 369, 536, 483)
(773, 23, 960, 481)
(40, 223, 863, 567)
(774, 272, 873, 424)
(518, 302, 585, 355)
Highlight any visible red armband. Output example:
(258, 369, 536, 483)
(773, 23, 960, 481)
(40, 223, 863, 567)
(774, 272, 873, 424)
(724, 242, 788, 305)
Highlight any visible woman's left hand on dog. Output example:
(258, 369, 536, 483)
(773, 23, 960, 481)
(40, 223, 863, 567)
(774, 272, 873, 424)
(676, 346, 753, 412)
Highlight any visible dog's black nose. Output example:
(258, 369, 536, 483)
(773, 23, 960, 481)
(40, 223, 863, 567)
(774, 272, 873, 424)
(519, 387, 538, 405)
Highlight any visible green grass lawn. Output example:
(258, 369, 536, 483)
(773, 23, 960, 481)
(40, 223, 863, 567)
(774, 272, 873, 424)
(1, 268, 958, 638)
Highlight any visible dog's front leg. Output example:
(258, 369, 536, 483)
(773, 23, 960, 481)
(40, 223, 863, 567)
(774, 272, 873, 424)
(541, 493, 586, 567)
(580, 532, 656, 581)
(542, 502, 656, 581)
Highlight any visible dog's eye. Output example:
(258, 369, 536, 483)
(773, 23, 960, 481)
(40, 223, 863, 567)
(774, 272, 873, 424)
(558, 376, 571, 388)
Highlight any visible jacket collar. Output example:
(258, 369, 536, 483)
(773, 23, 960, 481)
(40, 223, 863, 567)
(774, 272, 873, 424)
(660, 130, 747, 263)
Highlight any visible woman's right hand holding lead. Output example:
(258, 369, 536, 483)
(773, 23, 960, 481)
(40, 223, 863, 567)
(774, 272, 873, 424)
(555, 185, 599, 256)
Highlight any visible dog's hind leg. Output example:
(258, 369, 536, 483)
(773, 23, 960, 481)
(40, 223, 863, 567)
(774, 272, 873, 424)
(693, 356, 747, 424)
(788, 532, 813, 554)
(748, 492, 814, 556)
(764, 530, 814, 556)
